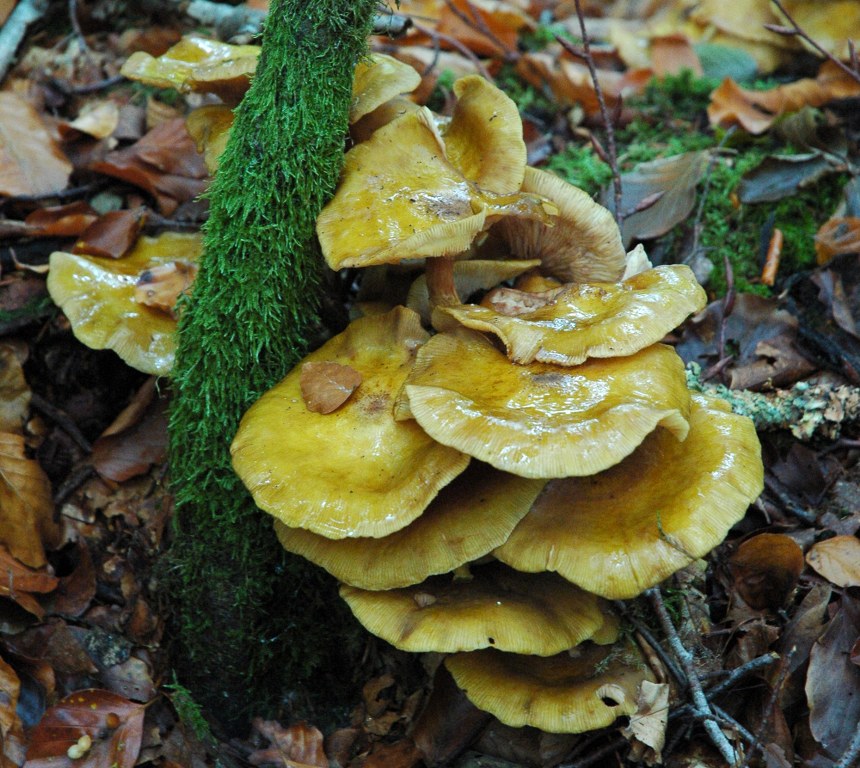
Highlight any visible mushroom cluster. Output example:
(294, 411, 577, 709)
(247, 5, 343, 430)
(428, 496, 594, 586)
(231, 71, 765, 735)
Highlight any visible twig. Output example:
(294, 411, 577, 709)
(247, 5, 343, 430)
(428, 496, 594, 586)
(705, 653, 779, 697)
(412, 22, 492, 81)
(30, 392, 93, 454)
(0, 0, 49, 83)
(68, 0, 91, 56)
(688, 128, 736, 265)
(555, 1, 623, 226)
(646, 587, 738, 765)
(612, 600, 686, 685)
(53, 463, 96, 506)
(835, 720, 860, 768)
(738, 647, 794, 768)
(768, 0, 860, 86)
(443, 0, 518, 61)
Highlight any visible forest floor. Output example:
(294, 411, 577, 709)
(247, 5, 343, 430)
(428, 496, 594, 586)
(1, 1, 859, 767)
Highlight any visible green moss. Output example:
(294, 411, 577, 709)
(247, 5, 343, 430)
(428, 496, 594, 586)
(165, 0, 376, 731)
(495, 63, 558, 117)
(546, 144, 613, 197)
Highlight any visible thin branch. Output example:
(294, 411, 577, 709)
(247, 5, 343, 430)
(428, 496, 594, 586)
(30, 393, 93, 454)
(646, 587, 739, 765)
(412, 21, 493, 81)
(738, 647, 794, 768)
(0, 0, 49, 83)
(443, 0, 518, 62)
(769, 0, 860, 86)
(555, 1, 623, 226)
(68, 0, 91, 55)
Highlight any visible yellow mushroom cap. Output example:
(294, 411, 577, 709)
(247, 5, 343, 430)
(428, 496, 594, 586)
(488, 166, 626, 282)
(275, 462, 545, 590)
(445, 641, 655, 734)
(47, 232, 202, 376)
(442, 75, 526, 193)
(339, 562, 619, 654)
(435, 264, 707, 366)
(231, 307, 469, 539)
(351, 54, 422, 123)
(495, 394, 764, 598)
(404, 331, 691, 478)
(120, 36, 259, 103)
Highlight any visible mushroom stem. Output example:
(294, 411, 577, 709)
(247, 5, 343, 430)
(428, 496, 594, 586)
(426, 256, 462, 331)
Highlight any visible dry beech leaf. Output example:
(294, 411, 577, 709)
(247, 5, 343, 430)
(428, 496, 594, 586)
(806, 535, 860, 588)
(0, 345, 30, 433)
(0, 93, 72, 197)
(23, 688, 145, 768)
(0, 545, 59, 619)
(729, 533, 804, 611)
(133, 260, 197, 316)
(59, 100, 120, 140)
(248, 718, 327, 768)
(621, 680, 669, 765)
(24, 201, 99, 237)
(815, 217, 860, 265)
(300, 361, 363, 414)
(0, 654, 26, 767)
(0, 433, 61, 568)
(73, 209, 147, 260)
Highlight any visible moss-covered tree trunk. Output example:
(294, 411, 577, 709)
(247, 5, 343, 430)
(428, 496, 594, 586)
(166, 0, 377, 729)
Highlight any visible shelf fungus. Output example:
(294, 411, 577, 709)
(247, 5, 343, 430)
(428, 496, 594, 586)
(47, 232, 201, 376)
(230, 307, 469, 539)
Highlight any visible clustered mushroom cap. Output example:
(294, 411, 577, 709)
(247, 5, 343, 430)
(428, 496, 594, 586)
(404, 330, 691, 478)
(351, 53, 422, 123)
(120, 36, 260, 103)
(494, 394, 764, 598)
(436, 263, 707, 366)
(230, 307, 469, 539)
(486, 166, 627, 283)
(274, 461, 544, 590)
(47, 232, 201, 376)
(339, 561, 619, 655)
(444, 640, 655, 733)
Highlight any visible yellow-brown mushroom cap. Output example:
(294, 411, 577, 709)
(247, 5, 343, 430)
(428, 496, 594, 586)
(435, 264, 707, 366)
(231, 307, 469, 539)
(120, 36, 259, 103)
(487, 166, 626, 282)
(339, 562, 619, 654)
(47, 232, 202, 376)
(494, 394, 764, 598)
(445, 641, 655, 733)
(351, 53, 422, 123)
(404, 330, 691, 478)
(275, 462, 544, 590)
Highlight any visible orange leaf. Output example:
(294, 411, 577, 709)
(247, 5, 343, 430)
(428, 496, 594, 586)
(0, 655, 25, 767)
(300, 361, 363, 414)
(133, 260, 197, 316)
(0, 545, 59, 619)
(0, 433, 61, 568)
(806, 535, 860, 588)
(248, 719, 327, 768)
(814, 217, 860, 265)
(23, 689, 144, 768)
(73, 210, 147, 260)
(0, 93, 72, 197)
(729, 533, 804, 610)
(0, 345, 30, 433)
(24, 201, 99, 237)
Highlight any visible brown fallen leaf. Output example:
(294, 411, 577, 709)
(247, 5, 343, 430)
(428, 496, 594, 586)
(729, 533, 804, 611)
(248, 719, 327, 768)
(133, 260, 198, 316)
(0, 345, 30, 433)
(300, 361, 363, 414)
(58, 100, 120, 141)
(621, 680, 669, 766)
(0, 545, 58, 620)
(23, 688, 145, 768)
(23, 201, 99, 237)
(0, 93, 73, 197)
(0, 433, 61, 568)
(815, 217, 860, 265)
(806, 535, 860, 588)
(0, 655, 26, 768)
(73, 209, 147, 260)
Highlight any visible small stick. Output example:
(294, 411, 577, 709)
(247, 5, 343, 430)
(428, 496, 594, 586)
(761, 228, 783, 286)
(646, 587, 739, 765)
(555, 1, 623, 226)
(738, 647, 794, 768)
(443, 0, 518, 61)
(30, 393, 93, 454)
(0, 0, 48, 83)
(68, 0, 91, 55)
(412, 22, 493, 81)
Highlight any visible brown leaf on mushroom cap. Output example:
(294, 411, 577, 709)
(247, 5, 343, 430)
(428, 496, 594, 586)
(405, 330, 690, 479)
(299, 361, 363, 414)
(185, 104, 234, 175)
(340, 561, 618, 654)
(495, 394, 763, 598)
(435, 264, 707, 366)
(351, 53, 422, 124)
(444, 640, 655, 734)
(133, 260, 198, 317)
(275, 462, 544, 590)
(487, 166, 626, 283)
(231, 307, 469, 539)
(47, 232, 202, 376)
(120, 35, 260, 103)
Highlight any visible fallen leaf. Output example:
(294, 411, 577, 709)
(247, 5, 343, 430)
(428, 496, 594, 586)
(0, 433, 60, 568)
(300, 362, 363, 414)
(0, 93, 73, 197)
(0, 346, 30, 433)
(621, 680, 669, 765)
(815, 217, 860, 265)
(806, 596, 860, 757)
(59, 100, 120, 141)
(650, 34, 703, 77)
(0, 655, 26, 768)
(73, 209, 147, 260)
(133, 260, 197, 316)
(23, 688, 145, 768)
(248, 719, 327, 768)
(730, 533, 805, 611)
(23, 201, 99, 237)
(806, 535, 860, 588)
(737, 153, 835, 204)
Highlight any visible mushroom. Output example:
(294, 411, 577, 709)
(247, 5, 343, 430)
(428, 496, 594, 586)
(494, 394, 764, 598)
(339, 561, 619, 654)
(47, 232, 202, 376)
(351, 53, 422, 123)
(444, 639, 656, 733)
(403, 330, 691, 478)
(230, 307, 469, 539)
(274, 461, 544, 590)
(434, 264, 707, 366)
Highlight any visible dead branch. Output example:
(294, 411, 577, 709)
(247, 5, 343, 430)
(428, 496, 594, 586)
(0, 0, 48, 83)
